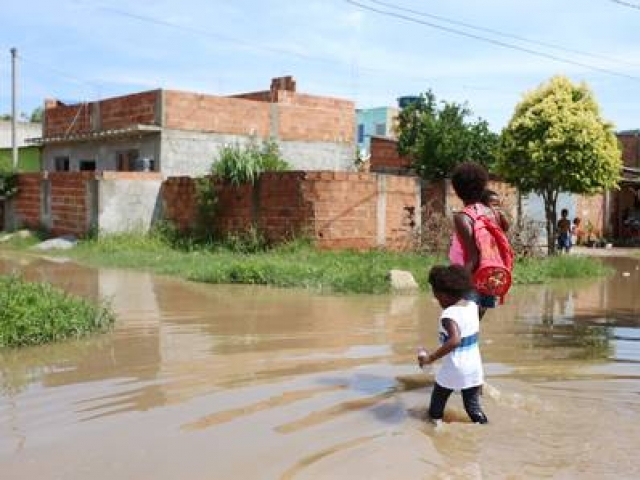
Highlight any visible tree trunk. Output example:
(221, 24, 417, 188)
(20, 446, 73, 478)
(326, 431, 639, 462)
(542, 190, 558, 256)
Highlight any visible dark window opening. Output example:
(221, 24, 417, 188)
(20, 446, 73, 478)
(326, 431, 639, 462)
(54, 156, 70, 172)
(79, 160, 96, 171)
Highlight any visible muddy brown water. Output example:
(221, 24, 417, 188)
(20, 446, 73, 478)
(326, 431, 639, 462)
(0, 253, 639, 479)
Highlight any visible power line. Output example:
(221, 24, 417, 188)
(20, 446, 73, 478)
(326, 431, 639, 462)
(345, 0, 640, 82)
(608, 0, 640, 10)
(97, 6, 340, 67)
(368, 0, 640, 68)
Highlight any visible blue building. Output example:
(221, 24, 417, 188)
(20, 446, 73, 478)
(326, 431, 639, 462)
(356, 106, 398, 156)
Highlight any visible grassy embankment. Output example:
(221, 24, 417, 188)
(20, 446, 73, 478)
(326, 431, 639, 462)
(3, 231, 611, 294)
(0, 275, 115, 348)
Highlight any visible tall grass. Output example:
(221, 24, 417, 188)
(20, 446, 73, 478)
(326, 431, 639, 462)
(63, 231, 612, 294)
(0, 275, 115, 348)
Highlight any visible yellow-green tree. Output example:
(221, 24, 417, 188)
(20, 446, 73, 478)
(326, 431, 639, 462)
(497, 75, 621, 254)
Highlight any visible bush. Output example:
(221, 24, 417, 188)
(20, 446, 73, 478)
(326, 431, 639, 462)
(0, 275, 115, 348)
(213, 139, 290, 185)
(0, 162, 18, 199)
(415, 205, 452, 255)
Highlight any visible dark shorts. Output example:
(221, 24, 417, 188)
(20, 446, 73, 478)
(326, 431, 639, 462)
(557, 232, 572, 250)
(465, 290, 497, 309)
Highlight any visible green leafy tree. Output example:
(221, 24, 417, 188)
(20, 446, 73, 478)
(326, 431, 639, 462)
(29, 107, 43, 123)
(497, 75, 621, 254)
(396, 90, 499, 180)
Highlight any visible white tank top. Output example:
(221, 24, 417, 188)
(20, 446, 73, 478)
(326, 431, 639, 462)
(435, 299, 484, 390)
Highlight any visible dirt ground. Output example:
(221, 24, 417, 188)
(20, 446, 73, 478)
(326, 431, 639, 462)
(571, 245, 640, 257)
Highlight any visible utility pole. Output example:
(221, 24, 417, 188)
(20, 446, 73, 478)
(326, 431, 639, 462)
(11, 47, 18, 170)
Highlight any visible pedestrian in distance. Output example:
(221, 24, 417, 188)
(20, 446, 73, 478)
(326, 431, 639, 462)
(557, 208, 572, 253)
(481, 188, 509, 233)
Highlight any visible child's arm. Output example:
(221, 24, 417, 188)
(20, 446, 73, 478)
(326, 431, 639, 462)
(453, 212, 478, 273)
(424, 318, 461, 364)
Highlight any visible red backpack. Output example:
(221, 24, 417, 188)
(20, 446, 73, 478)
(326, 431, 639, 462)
(464, 205, 514, 303)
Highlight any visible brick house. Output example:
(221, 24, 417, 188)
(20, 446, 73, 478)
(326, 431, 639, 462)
(29, 76, 355, 176)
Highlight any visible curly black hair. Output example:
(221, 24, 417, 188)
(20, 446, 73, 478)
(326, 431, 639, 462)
(428, 264, 472, 298)
(451, 161, 489, 203)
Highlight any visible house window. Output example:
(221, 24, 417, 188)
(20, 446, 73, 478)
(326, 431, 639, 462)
(375, 122, 386, 136)
(79, 160, 96, 171)
(357, 124, 364, 143)
(116, 149, 140, 171)
(54, 156, 70, 172)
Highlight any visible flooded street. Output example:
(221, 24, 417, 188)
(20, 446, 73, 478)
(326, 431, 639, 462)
(1, 253, 639, 479)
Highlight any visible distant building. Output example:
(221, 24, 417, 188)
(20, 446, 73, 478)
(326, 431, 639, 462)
(0, 120, 41, 171)
(356, 106, 398, 156)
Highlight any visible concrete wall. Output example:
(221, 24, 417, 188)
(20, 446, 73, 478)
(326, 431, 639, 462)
(160, 129, 354, 177)
(0, 120, 42, 147)
(98, 173, 163, 233)
(42, 136, 160, 172)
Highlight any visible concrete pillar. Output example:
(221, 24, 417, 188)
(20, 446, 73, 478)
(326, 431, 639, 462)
(377, 174, 387, 248)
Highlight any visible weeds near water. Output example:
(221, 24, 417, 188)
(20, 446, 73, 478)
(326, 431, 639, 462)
(0, 275, 115, 348)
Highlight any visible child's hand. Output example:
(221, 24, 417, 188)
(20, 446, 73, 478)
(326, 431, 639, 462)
(417, 347, 428, 368)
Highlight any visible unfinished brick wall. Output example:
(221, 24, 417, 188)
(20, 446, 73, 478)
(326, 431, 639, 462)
(161, 172, 420, 250)
(12, 173, 42, 229)
(301, 172, 378, 249)
(11, 172, 94, 236)
(48, 172, 94, 237)
(44, 102, 93, 137)
(164, 91, 271, 137)
(277, 95, 354, 143)
(44, 91, 160, 137)
(99, 91, 159, 130)
(370, 136, 411, 172)
(161, 177, 198, 231)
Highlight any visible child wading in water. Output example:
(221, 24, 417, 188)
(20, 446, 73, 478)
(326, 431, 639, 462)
(449, 161, 503, 319)
(419, 265, 488, 424)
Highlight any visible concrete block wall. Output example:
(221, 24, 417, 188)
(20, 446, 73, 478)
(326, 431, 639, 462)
(98, 172, 163, 233)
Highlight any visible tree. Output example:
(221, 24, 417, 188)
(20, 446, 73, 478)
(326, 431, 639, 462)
(497, 75, 621, 254)
(396, 90, 499, 180)
(29, 107, 43, 123)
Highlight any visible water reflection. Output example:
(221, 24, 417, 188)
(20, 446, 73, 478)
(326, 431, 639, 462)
(0, 253, 639, 478)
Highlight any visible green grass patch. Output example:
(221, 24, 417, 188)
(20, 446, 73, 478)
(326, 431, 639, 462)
(513, 254, 612, 285)
(0, 232, 613, 295)
(0, 275, 115, 348)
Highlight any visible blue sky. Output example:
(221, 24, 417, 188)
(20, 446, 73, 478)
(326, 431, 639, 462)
(1, 0, 638, 131)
